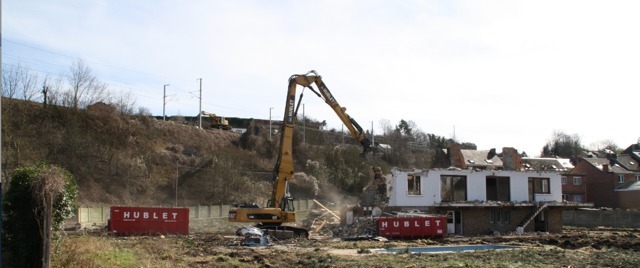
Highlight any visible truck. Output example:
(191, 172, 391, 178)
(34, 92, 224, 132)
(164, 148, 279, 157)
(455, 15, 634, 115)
(228, 70, 374, 239)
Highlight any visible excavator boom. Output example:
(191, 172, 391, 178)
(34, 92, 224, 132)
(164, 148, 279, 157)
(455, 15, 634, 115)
(228, 71, 373, 239)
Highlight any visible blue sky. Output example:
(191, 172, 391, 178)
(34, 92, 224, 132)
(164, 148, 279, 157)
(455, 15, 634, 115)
(3, 0, 640, 156)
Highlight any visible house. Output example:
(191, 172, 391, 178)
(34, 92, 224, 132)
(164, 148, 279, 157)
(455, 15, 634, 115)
(570, 143, 640, 209)
(386, 168, 588, 235)
(386, 144, 590, 235)
(560, 173, 587, 203)
(432, 143, 504, 170)
(520, 157, 588, 203)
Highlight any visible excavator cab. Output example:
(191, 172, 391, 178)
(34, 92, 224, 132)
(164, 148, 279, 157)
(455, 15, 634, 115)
(267, 196, 296, 212)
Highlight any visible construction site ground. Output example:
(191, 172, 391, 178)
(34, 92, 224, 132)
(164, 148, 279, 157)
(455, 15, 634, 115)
(57, 223, 640, 267)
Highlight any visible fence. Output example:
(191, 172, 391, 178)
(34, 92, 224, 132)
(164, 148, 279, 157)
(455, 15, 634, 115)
(76, 199, 315, 228)
(78, 203, 640, 229)
(562, 209, 640, 228)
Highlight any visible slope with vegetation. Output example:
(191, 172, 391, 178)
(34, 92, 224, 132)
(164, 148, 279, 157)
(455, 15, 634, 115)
(5, 60, 620, 207)
(1, 97, 449, 207)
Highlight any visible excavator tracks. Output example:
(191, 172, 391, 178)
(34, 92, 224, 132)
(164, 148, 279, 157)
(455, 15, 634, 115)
(257, 224, 309, 240)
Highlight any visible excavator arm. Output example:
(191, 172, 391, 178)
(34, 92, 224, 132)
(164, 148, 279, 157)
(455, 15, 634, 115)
(229, 71, 373, 238)
(289, 70, 374, 153)
(268, 71, 374, 211)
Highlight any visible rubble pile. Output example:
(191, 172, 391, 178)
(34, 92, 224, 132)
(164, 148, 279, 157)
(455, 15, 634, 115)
(304, 200, 342, 238)
(304, 199, 383, 240)
(328, 217, 378, 239)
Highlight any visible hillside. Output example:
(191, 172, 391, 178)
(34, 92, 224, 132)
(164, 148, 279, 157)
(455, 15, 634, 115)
(2, 98, 419, 207)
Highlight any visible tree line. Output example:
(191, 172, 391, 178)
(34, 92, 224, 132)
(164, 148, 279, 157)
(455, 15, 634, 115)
(2, 59, 145, 115)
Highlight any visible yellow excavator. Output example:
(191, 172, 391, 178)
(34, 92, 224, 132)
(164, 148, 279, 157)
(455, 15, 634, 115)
(201, 111, 232, 130)
(228, 70, 374, 238)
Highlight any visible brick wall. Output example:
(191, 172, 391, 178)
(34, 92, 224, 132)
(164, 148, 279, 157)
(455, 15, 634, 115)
(572, 160, 617, 208)
(617, 191, 640, 209)
(449, 143, 466, 169)
(434, 207, 561, 235)
(562, 174, 587, 202)
(502, 147, 522, 171)
(546, 208, 563, 233)
(563, 209, 640, 228)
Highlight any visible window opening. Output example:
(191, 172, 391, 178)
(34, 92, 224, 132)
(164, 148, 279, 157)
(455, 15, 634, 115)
(489, 210, 510, 225)
(407, 174, 421, 195)
(529, 177, 550, 194)
(441, 175, 467, 201)
(486, 177, 510, 201)
(573, 176, 582, 185)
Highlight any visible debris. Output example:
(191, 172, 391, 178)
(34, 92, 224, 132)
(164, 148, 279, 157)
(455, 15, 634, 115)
(330, 217, 379, 239)
(313, 199, 341, 221)
(236, 226, 271, 246)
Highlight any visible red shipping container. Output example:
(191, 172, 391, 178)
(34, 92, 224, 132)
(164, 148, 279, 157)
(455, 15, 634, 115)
(428, 217, 446, 237)
(109, 206, 189, 235)
(377, 216, 446, 239)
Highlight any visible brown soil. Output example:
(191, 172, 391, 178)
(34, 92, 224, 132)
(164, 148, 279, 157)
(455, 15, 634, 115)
(187, 226, 640, 252)
(89, 226, 640, 267)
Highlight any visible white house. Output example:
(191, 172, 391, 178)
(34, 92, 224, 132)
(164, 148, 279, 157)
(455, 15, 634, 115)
(388, 168, 563, 207)
(385, 167, 586, 235)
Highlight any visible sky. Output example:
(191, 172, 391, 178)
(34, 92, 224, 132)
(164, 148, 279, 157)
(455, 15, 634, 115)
(2, 0, 639, 157)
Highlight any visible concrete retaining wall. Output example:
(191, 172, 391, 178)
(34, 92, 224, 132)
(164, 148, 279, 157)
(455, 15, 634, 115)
(563, 210, 640, 228)
(77, 199, 314, 228)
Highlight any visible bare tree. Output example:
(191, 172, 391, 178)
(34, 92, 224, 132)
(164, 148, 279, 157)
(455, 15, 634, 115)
(20, 67, 40, 101)
(31, 166, 66, 268)
(41, 75, 64, 106)
(65, 59, 109, 109)
(1, 64, 42, 101)
(589, 139, 620, 153)
(137, 106, 152, 116)
(2, 64, 22, 98)
(111, 89, 137, 115)
(379, 119, 393, 135)
(43, 75, 65, 107)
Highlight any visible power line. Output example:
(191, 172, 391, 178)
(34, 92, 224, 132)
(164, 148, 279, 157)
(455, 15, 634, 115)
(3, 38, 196, 87)
(3, 38, 263, 116)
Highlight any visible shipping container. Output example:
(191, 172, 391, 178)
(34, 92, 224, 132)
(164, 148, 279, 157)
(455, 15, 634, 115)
(377, 216, 446, 239)
(108, 206, 189, 235)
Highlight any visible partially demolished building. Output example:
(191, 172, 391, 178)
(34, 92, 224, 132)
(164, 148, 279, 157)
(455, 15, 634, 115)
(385, 144, 591, 235)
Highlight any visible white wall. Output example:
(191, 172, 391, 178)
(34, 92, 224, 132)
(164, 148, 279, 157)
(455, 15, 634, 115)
(388, 168, 562, 207)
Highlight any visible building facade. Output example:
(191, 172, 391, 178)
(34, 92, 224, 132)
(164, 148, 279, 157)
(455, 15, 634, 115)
(385, 168, 586, 235)
(571, 155, 639, 209)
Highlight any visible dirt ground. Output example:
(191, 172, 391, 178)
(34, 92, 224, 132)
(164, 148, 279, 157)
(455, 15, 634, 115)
(188, 225, 640, 255)
(60, 225, 640, 267)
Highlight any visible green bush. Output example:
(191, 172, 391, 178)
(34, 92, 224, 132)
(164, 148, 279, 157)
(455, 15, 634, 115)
(2, 163, 78, 268)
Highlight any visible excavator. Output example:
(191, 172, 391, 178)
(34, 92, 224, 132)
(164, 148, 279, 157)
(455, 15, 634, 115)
(228, 70, 374, 239)
(201, 111, 232, 130)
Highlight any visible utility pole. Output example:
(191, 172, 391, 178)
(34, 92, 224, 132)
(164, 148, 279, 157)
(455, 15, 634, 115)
(163, 84, 170, 121)
(269, 107, 273, 139)
(303, 104, 306, 144)
(197, 78, 202, 129)
(371, 121, 375, 146)
(42, 85, 49, 107)
(175, 161, 179, 207)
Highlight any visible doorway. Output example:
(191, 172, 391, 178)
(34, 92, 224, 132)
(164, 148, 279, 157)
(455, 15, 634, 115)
(528, 179, 535, 202)
(446, 210, 462, 234)
(534, 210, 547, 232)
